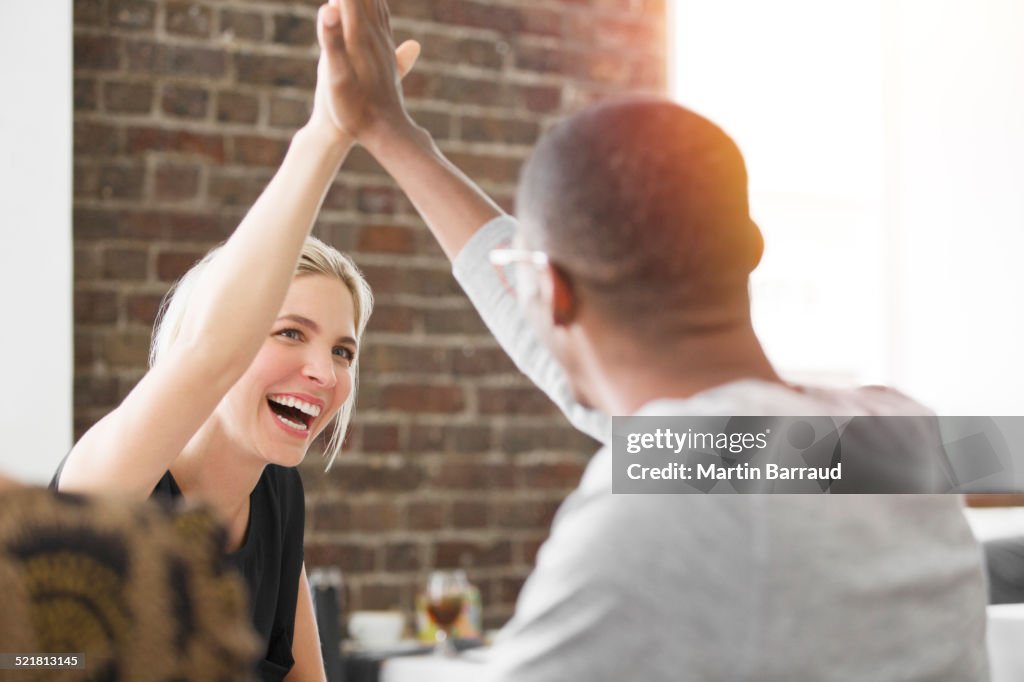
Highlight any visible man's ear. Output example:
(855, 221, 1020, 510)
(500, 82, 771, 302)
(540, 263, 577, 327)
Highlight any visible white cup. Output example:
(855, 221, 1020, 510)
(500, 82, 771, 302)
(348, 610, 405, 647)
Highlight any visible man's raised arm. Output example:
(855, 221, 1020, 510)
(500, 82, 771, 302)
(320, 0, 609, 441)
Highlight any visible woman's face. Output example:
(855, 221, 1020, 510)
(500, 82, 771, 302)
(217, 274, 358, 467)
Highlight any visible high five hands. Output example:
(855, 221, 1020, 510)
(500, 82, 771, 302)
(311, 0, 420, 145)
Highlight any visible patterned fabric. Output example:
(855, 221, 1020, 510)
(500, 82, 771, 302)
(0, 487, 258, 681)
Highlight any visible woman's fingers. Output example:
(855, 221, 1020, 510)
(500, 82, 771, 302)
(395, 39, 420, 79)
(317, 3, 345, 59)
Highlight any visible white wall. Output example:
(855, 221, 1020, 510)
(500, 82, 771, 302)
(0, 2, 73, 482)
(671, 0, 1024, 414)
(883, 0, 1024, 414)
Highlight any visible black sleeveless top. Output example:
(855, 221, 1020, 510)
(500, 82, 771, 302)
(53, 461, 305, 682)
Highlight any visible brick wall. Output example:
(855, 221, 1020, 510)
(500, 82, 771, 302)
(73, 0, 666, 629)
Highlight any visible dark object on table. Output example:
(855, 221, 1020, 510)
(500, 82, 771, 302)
(311, 569, 345, 682)
(985, 536, 1024, 604)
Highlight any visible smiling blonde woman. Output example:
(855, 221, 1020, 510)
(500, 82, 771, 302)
(52, 3, 420, 679)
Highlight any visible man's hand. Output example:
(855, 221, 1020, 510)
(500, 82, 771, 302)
(311, 0, 420, 145)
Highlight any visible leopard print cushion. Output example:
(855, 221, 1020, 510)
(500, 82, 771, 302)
(0, 487, 258, 681)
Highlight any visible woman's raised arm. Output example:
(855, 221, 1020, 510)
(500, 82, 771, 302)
(59, 6, 420, 497)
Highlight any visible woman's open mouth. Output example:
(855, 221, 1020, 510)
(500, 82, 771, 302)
(266, 394, 322, 436)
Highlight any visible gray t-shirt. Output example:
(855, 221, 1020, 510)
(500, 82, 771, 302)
(453, 215, 989, 681)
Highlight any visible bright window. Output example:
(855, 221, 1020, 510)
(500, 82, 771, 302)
(669, 0, 1024, 414)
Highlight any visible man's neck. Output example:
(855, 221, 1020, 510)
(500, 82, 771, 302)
(587, 322, 781, 416)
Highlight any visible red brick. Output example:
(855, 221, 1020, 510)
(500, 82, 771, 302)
(108, 0, 155, 29)
(125, 41, 227, 78)
(362, 344, 452, 375)
(521, 462, 586, 490)
(419, 33, 503, 71)
(435, 540, 512, 568)
(75, 122, 120, 156)
(311, 500, 351, 532)
(162, 84, 210, 119)
(422, 307, 487, 336)
(452, 501, 489, 529)
(75, 289, 118, 324)
(217, 91, 260, 124)
(350, 501, 402, 532)
(433, 74, 506, 107)
(272, 14, 316, 46)
(452, 347, 517, 375)
(496, 574, 527, 604)
(409, 108, 454, 141)
(104, 330, 151, 368)
(231, 135, 288, 166)
(518, 84, 562, 113)
(220, 10, 265, 41)
(499, 425, 597, 455)
(408, 425, 491, 454)
(461, 114, 541, 146)
(75, 332, 97, 369)
(379, 383, 465, 413)
(268, 96, 310, 128)
(102, 247, 148, 281)
(207, 172, 270, 207)
(321, 181, 351, 211)
(74, 374, 118, 406)
(74, 163, 99, 199)
(342, 147, 387, 177)
(384, 543, 423, 572)
(98, 163, 146, 200)
(166, 2, 214, 38)
(74, 247, 101, 281)
(493, 500, 560, 529)
(75, 78, 98, 111)
(104, 80, 154, 114)
(155, 162, 201, 200)
(432, 0, 520, 34)
(445, 151, 523, 185)
(360, 424, 400, 453)
(434, 462, 515, 489)
(305, 542, 377, 573)
(124, 293, 164, 325)
(74, 0, 105, 26)
(390, 0, 433, 20)
(75, 35, 121, 71)
(477, 386, 557, 415)
(325, 461, 426, 493)
(521, 538, 545, 564)
(517, 6, 563, 38)
(356, 224, 417, 254)
(236, 53, 315, 88)
(365, 304, 417, 333)
(356, 186, 397, 215)
(125, 126, 225, 162)
(156, 249, 205, 282)
(407, 501, 445, 530)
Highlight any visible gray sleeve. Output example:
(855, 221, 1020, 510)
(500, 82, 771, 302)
(452, 216, 610, 443)
(479, 475, 737, 682)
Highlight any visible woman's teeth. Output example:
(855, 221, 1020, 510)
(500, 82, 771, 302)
(268, 394, 321, 417)
(275, 413, 309, 431)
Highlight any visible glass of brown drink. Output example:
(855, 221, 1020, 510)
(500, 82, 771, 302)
(425, 569, 468, 656)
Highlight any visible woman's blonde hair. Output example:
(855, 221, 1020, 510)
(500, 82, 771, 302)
(150, 236, 373, 470)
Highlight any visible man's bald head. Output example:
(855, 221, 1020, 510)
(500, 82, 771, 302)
(516, 97, 763, 336)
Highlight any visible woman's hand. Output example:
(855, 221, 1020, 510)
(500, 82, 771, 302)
(308, 0, 420, 145)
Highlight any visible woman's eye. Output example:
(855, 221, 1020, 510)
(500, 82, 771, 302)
(333, 346, 355, 362)
(277, 328, 302, 340)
